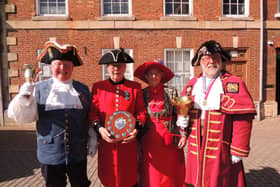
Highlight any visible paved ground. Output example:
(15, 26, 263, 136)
(0, 117, 279, 187)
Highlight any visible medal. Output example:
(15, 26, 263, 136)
(202, 76, 218, 107)
(124, 91, 130, 100)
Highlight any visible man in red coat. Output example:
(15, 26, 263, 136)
(177, 40, 256, 187)
(88, 48, 146, 187)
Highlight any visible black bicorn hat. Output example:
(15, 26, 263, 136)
(191, 40, 231, 66)
(38, 41, 83, 66)
(98, 48, 134, 65)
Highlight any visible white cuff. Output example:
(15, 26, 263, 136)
(231, 155, 242, 164)
(176, 115, 189, 129)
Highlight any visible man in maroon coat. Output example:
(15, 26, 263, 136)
(88, 48, 146, 187)
(177, 40, 256, 187)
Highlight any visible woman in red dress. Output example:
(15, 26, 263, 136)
(135, 61, 187, 187)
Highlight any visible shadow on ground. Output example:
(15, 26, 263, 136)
(246, 167, 280, 187)
(0, 130, 40, 182)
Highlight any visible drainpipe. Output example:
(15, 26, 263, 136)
(0, 1, 4, 126)
(258, 0, 264, 120)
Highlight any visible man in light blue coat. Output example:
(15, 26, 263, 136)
(8, 41, 97, 187)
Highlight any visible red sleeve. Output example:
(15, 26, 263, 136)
(88, 83, 101, 125)
(134, 84, 146, 127)
(230, 114, 254, 157)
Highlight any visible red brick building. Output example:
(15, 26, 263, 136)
(1, 0, 280, 126)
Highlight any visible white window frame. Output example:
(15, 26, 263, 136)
(37, 49, 52, 81)
(36, 0, 68, 16)
(163, 0, 193, 16)
(222, 0, 249, 17)
(101, 49, 134, 81)
(101, 0, 132, 16)
(164, 48, 194, 94)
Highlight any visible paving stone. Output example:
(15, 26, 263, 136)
(0, 117, 280, 187)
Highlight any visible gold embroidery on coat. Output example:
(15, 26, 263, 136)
(231, 150, 248, 156)
(208, 138, 219, 142)
(191, 151, 198, 155)
(206, 147, 218, 150)
(209, 129, 221, 133)
(231, 145, 249, 153)
(205, 155, 216, 159)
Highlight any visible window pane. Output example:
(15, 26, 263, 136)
(121, 3, 128, 14)
(165, 4, 173, 14)
(239, 0, 244, 3)
(103, 0, 129, 15)
(223, 4, 230, 14)
(182, 0, 189, 2)
(49, 3, 56, 14)
(167, 51, 174, 62)
(165, 49, 192, 93)
(174, 4, 181, 14)
(40, 3, 48, 14)
(57, 4, 66, 14)
(112, 3, 120, 14)
(174, 0, 181, 2)
(238, 4, 244, 14)
(182, 4, 189, 14)
(175, 51, 181, 62)
(183, 51, 190, 72)
(39, 0, 66, 15)
(104, 4, 111, 14)
(231, 5, 237, 14)
(223, 0, 229, 3)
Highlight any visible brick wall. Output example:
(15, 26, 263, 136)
(6, 29, 259, 98)
(4, 0, 280, 119)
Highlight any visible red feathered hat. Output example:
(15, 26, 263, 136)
(134, 61, 174, 84)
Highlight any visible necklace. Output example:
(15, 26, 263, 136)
(143, 87, 171, 118)
(201, 76, 218, 106)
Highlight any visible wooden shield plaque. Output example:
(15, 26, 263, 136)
(105, 111, 136, 141)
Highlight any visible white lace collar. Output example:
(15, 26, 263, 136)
(45, 77, 83, 111)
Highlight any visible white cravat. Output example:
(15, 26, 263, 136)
(45, 77, 83, 111)
(192, 75, 224, 119)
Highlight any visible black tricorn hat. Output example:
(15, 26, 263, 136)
(191, 40, 231, 66)
(38, 41, 83, 66)
(98, 48, 134, 65)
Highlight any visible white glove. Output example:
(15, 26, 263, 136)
(176, 115, 189, 129)
(19, 82, 35, 96)
(231, 155, 242, 164)
(88, 127, 98, 157)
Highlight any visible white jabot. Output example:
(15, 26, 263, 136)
(192, 76, 224, 119)
(45, 78, 83, 111)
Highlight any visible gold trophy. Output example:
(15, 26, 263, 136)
(170, 96, 193, 117)
(168, 95, 192, 143)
